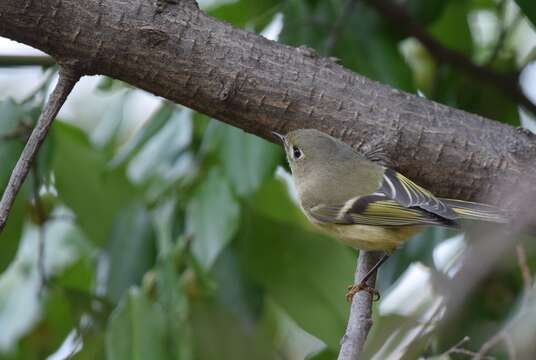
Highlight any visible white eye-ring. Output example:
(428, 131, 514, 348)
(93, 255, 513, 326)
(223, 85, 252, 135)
(292, 146, 303, 160)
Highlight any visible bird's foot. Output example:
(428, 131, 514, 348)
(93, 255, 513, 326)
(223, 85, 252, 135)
(346, 282, 380, 303)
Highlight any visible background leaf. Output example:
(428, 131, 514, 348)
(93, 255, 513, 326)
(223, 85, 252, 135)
(105, 205, 157, 303)
(106, 288, 167, 360)
(186, 168, 240, 269)
(52, 122, 137, 245)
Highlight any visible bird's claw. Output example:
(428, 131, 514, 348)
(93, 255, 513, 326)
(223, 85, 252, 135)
(346, 283, 380, 303)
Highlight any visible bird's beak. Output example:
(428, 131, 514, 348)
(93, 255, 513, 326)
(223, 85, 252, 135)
(272, 131, 286, 143)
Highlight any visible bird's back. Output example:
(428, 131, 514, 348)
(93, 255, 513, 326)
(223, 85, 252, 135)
(296, 153, 383, 211)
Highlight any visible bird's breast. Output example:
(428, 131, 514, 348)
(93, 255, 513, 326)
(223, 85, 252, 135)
(307, 217, 421, 252)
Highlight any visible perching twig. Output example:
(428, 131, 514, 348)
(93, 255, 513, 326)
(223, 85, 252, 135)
(0, 66, 79, 234)
(338, 251, 382, 360)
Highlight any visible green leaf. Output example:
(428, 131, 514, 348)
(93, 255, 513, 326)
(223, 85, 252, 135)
(0, 99, 32, 269)
(0, 99, 25, 188)
(281, 0, 415, 91)
(515, 0, 536, 28)
(52, 122, 137, 245)
(206, 121, 281, 197)
(127, 107, 192, 185)
(236, 204, 354, 350)
(306, 348, 338, 360)
(0, 195, 26, 273)
(106, 288, 168, 360)
(406, 0, 448, 25)
(207, 0, 282, 31)
(432, 66, 519, 126)
(186, 168, 240, 269)
(72, 333, 105, 360)
(0, 219, 88, 354)
(428, 1, 473, 55)
(110, 103, 173, 168)
(191, 299, 276, 360)
(153, 262, 190, 360)
(248, 176, 310, 228)
(106, 205, 157, 303)
(11, 289, 76, 360)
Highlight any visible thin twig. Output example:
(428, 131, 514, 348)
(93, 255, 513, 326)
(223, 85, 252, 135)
(444, 336, 470, 354)
(449, 347, 494, 359)
(0, 66, 79, 234)
(363, 0, 536, 115)
(0, 54, 55, 67)
(338, 251, 382, 360)
(21, 68, 57, 104)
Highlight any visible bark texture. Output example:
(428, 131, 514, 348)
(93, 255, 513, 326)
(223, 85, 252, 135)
(1, 0, 535, 202)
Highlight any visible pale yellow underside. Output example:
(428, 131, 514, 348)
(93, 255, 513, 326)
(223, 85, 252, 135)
(321, 223, 421, 252)
(300, 201, 422, 252)
(305, 211, 421, 252)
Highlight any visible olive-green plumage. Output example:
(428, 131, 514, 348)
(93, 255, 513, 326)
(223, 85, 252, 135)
(275, 129, 508, 252)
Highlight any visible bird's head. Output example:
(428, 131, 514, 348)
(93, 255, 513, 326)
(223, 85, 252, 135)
(272, 128, 346, 177)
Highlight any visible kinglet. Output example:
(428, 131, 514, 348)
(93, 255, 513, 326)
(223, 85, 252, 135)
(273, 129, 507, 300)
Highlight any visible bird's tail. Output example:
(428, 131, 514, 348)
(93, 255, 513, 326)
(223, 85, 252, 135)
(440, 198, 509, 223)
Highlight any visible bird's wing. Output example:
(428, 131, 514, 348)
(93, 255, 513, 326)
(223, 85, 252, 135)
(309, 194, 452, 227)
(308, 169, 458, 227)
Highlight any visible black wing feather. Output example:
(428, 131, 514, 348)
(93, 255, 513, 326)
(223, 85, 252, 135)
(379, 169, 458, 220)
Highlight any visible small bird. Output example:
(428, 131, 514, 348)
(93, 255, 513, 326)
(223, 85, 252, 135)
(273, 129, 508, 301)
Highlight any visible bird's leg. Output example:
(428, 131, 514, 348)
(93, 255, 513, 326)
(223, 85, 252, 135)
(346, 253, 390, 302)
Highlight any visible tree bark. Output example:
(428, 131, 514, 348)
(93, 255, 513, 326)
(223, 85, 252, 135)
(1, 0, 535, 204)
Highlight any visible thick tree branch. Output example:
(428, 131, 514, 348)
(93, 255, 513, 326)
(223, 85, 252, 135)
(364, 0, 536, 115)
(338, 251, 381, 360)
(0, 0, 534, 205)
(0, 67, 79, 233)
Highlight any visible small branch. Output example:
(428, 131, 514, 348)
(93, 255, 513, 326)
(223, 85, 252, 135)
(21, 68, 57, 104)
(0, 54, 55, 67)
(364, 0, 536, 115)
(0, 66, 79, 234)
(445, 336, 471, 354)
(441, 336, 494, 359)
(338, 251, 382, 360)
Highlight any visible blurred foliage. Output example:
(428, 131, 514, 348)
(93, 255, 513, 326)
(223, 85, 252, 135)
(1, 0, 536, 359)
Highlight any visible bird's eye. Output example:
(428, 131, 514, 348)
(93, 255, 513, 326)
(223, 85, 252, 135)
(292, 146, 302, 160)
